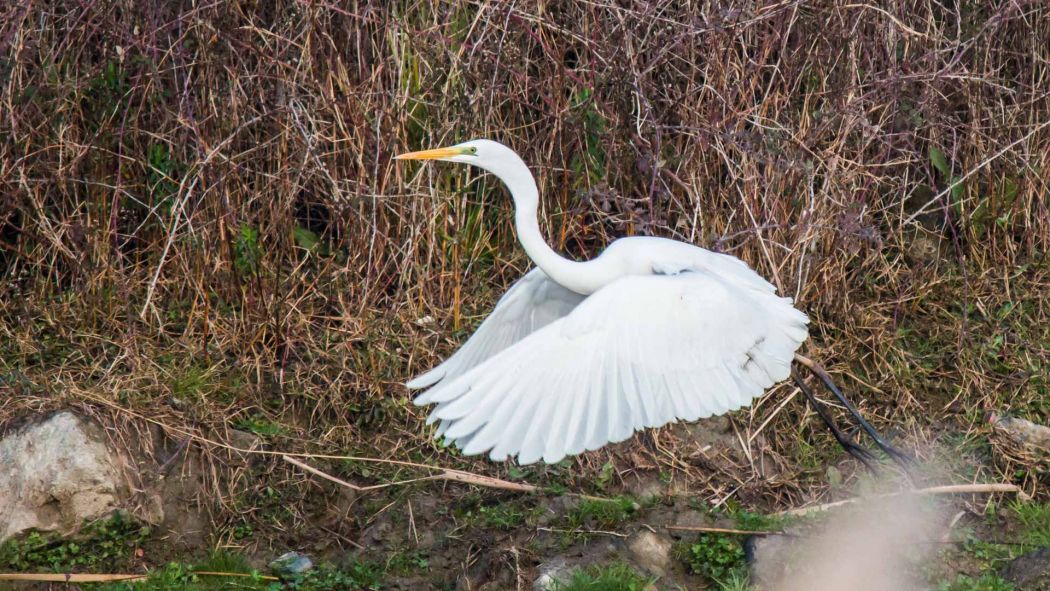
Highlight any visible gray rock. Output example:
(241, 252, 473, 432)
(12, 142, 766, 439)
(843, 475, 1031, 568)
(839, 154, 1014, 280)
(627, 530, 674, 576)
(990, 414, 1050, 463)
(1001, 547, 1050, 591)
(226, 428, 264, 466)
(269, 551, 313, 575)
(533, 557, 573, 591)
(0, 412, 127, 542)
(228, 428, 263, 452)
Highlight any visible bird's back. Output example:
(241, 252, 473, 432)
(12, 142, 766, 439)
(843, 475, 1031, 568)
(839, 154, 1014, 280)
(595, 235, 778, 295)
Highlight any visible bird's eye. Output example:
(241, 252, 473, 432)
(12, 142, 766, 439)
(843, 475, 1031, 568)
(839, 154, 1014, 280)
(467, 147, 478, 155)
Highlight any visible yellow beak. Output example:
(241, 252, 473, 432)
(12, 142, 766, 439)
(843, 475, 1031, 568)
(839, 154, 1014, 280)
(394, 146, 466, 160)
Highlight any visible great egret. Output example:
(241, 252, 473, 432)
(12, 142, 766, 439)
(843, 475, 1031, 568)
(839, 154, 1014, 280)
(397, 139, 907, 467)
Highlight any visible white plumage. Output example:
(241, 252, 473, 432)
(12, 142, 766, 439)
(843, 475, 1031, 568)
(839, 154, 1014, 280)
(406, 268, 585, 390)
(397, 140, 809, 464)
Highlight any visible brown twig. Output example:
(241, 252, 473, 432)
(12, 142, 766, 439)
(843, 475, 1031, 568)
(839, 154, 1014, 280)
(282, 454, 539, 494)
(193, 571, 280, 581)
(0, 574, 147, 583)
(664, 525, 789, 536)
(537, 527, 628, 538)
(781, 483, 1027, 516)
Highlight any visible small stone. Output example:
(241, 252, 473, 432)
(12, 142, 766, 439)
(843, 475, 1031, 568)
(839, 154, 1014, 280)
(166, 397, 188, 411)
(269, 551, 314, 575)
(225, 429, 264, 467)
(138, 492, 166, 525)
(228, 429, 263, 452)
(989, 414, 1050, 465)
(533, 558, 572, 591)
(627, 530, 674, 576)
(990, 414, 1050, 447)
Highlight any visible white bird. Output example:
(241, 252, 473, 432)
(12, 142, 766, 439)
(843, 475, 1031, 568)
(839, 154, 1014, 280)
(396, 139, 907, 467)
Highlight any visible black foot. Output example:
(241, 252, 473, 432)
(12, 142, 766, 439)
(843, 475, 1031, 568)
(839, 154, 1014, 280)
(802, 361, 911, 468)
(795, 355, 914, 469)
(793, 369, 878, 472)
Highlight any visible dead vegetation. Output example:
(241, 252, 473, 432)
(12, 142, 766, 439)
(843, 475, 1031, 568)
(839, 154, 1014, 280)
(1, 0, 1049, 544)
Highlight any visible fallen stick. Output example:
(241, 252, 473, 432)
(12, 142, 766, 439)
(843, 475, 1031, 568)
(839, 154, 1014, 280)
(283, 454, 539, 493)
(89, 391, 613, 498)
(664, 525, 789, 536)
(428, 468, 543, 492)
(0, 574, 147, 582)
(82, 393, 503, 474)
(537, 527, 628, 538)
(913, 484, 1023, 496)
(780, 483, 1026, 516)
(90, 393, 568, 488)
(193, 571, 280, 580)
(0, 571, 280, 583)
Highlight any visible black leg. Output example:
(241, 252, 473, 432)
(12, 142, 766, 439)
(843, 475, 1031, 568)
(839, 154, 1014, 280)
(792, 369, 877, 471)
(795, 354, 914, 467)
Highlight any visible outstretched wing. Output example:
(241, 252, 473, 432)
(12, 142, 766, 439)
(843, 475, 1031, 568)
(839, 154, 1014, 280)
(414, 270, 809, 464)
(406, 268, 586, 389)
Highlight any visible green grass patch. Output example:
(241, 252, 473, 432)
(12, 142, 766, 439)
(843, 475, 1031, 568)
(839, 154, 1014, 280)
(936, 573, 1015, 591)
(233, 414, 285, 436)
(565, 496, 638, 530)
(476, 503, 528, 530)
(99, 552, 271, 591)
(1009, 500, 1050, 547)
(555, 563, 654, 591)
(0, 513, 149, 573)
(382, 549, 430, 576)
(0, 518, 413, 591)
(960, 535, 1015, 571)
(94, 555, 395, 591)
(284, 561, 385, 590)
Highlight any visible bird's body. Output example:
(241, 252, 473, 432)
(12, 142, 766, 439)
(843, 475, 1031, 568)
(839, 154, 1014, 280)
(397, 140, 809, 464)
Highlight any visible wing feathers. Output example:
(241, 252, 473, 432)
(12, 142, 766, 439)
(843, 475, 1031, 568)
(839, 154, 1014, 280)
(601, 359, 625, 444)
(407, 268, 586, 392)
(543, 360, 580, 463)
(406, 367, 445, 390)
(413, 269, 809, 465)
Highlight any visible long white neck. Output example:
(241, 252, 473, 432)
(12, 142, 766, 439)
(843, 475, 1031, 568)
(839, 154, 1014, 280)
(490, 160, 609, 295)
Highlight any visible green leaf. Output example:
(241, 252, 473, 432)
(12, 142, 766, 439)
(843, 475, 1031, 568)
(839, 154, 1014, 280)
(947, 175, 967, 220)
(929, 146, 950, 177)
(949, 176, 964, 202)
(233, 224, 260, 275)
(292, 226, 319, 251)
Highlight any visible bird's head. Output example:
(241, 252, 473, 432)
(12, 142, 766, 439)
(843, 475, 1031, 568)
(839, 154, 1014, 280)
(395, 139, 527, 179)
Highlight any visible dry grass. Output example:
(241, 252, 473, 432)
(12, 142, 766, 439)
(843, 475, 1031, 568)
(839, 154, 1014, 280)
(2, 0, 1049, 525)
